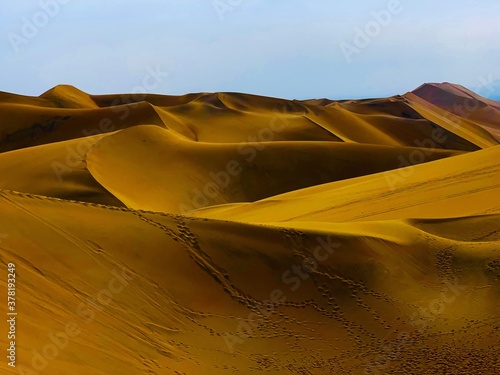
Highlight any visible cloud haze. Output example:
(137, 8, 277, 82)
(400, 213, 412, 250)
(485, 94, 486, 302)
(1, 0, 499, 99)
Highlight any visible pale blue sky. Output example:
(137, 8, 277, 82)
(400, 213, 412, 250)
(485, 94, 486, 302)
(1, 0, 499, 99)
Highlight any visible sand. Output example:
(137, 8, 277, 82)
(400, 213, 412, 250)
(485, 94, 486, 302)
(0, 82, 498, 374)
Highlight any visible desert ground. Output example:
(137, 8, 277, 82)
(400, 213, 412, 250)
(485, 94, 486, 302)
(0, 83, 498, 374)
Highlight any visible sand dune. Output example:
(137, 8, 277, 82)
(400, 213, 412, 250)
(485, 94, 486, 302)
(0, 190, 497, 374)
(0, 82, 498, 374)
(85, 125, 459, 213)
(409, 83, 500, 142)
(0, 134, 123, 206)
(41, 85, 99, 109)
(190, 144, 500, 223)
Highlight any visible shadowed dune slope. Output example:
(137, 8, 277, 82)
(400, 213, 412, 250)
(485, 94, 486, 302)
(0, 134, 124, 206)
(85, 125, 459, 213)
(0, 100, 168, 153)
(190, 145, 500, 223)
(408, 82, 500, 142)
(301, 99, 482, 150)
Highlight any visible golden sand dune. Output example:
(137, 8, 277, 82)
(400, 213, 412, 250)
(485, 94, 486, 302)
(40, 85, 99, 109)
(190, 144, 500, 223)
(408, 83, 500, 143)
(0, 91, 58, 108)
(0, 134, 123, 206)
(2, 83, 496, 153)
(85, 125, 458, 213)
(0, 100, 170, 153)
(0, 191, 498, 374)
(0, 82, 498, 374)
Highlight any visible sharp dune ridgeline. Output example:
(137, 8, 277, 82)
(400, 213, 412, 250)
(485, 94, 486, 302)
(0, 83, 499, 374)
